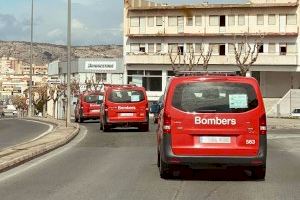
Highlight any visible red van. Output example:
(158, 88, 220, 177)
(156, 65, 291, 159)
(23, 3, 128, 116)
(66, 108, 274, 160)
(156, 72, 267, 179)
(74, 91, 103, 123)
(100, 84, 149, 132)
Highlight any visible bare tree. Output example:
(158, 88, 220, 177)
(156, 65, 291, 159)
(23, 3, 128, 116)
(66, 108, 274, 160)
(168, 44, 212, 73)
(11, 95, 28, 117)
(233, 34, 264, 76)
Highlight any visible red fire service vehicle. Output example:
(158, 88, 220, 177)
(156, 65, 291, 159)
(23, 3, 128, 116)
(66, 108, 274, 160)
(74, 91, 103, 123)
(155, 72, 267, 179)
(100, 84, 149, 132)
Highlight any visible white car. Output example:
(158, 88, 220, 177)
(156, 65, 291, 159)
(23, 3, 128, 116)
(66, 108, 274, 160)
(291, 109, 300, 117)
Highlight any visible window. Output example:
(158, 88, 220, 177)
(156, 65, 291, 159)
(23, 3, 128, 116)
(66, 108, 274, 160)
(228, 44, 235, 54)
(148, 43, 154, 53)
(130, 43, 139, 53)
(109, 90, 145, 103)
(220, 16, 226, 27)
(195, 16, 202, 26)
(127, 70, 162, 92)
(258, 44, 264, 53)
(130, 17, 139, 27)
(219, 44, 226, 55)
(195, 43, 202, 53)
(168, 16, 177, 26)
(268, 43, 276, 53)
(95, 73, 107, 82)
(210, 43, 219, 55)
(268, 14, 276, 25)
(178, 44, 184, 55)
(168, 43, 178, 53)
(156, 16, 163, 26)
(130, 43, 145, 53)
(209, 15, 219, 26)
(287, 14, 297, 25)
(257, 14, 264, 25)
(238, 15, 245, 26)
(287, 43, 297, 54)
(84, 94, 103, 104)
(186, 17, 193, 26)
(228, 15, 235, 26)
(186, 43, 194, 53)
(139, 44, 146, 53)
(156, 43, 162, 53)
(280, 44, 287, 55)
(148, 16, 154, 27)
(172, 82, 258, 113)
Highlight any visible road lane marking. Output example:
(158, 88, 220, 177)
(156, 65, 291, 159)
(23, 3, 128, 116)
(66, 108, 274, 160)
(0, 125, 87, 182)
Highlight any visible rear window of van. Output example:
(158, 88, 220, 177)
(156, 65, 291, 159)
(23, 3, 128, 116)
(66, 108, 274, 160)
(172, 82, 258, 113)
(108, 90, 145, 103)
(84, 95, 103, 104)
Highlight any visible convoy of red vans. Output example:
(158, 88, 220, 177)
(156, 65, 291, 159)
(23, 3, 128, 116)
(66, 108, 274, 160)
(75, 72, 267, 180)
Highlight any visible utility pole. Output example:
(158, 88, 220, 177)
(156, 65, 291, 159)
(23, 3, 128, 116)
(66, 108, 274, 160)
(28, 0, 34, 117)
(66, 0, 72, 126)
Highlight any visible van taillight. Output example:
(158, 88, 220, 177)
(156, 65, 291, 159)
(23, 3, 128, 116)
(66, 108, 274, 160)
(145, 102, 149, 111)
(259, 114, 267, 135)
(163, 113, 171, 134)
(104, 104, 108, 112)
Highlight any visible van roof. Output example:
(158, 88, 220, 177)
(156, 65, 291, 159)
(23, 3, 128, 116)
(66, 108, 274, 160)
(170, 75, 258, 83)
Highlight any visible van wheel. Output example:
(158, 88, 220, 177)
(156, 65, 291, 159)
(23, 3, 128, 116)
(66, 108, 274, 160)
(251, 165, 266, 180)
(99, 121, 103, 131)
(159, 154, 172, 179)
(103, 124, 110, 132)
(139, 123, 149, 132)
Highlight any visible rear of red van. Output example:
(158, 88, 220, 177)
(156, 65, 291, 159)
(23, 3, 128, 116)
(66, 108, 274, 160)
(157, 75, 267, 179)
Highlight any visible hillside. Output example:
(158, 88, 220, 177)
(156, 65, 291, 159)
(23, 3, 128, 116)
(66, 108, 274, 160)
(0, 41, 123, 65)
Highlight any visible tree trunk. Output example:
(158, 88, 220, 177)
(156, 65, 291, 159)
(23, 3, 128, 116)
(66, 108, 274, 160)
(53, 100, 57, 119)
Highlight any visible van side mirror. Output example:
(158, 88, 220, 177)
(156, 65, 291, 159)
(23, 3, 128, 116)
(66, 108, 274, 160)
(150, 103, 160, 114)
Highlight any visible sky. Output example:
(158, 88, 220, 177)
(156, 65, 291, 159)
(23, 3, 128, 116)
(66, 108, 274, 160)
(0, 0, 245, 46)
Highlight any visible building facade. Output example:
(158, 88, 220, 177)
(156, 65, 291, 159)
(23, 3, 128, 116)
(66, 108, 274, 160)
(124, 0, 300, 101)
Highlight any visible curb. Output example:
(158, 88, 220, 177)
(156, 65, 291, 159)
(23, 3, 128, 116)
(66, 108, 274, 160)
(0, 117, 80, 173)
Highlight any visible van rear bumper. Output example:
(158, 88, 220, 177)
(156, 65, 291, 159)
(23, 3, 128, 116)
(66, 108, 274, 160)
(160, 134, 267, 168)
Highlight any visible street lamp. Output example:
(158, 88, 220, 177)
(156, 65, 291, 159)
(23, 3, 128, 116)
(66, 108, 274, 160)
(28, 0, 34, 117)
(66, 0, 72, 126)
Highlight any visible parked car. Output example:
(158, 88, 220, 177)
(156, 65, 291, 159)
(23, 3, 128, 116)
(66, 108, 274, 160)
(291, 109, 300, 117)
(156, 72, 267, 180)
(3, 105, 18, 117)
(100, 84, 149, 132)
(150, 95, 164, 123)
(74, 91, 103, 123)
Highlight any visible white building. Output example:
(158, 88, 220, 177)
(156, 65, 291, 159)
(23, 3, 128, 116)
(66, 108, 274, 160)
(123, 0, 300, 102)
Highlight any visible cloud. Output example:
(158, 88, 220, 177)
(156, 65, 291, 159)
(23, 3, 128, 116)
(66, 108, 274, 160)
(72, 19, 86, 30)
(0, 14, 28, 40)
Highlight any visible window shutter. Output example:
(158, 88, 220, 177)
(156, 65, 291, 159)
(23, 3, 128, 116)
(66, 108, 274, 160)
(209, 16, 219, 26)
(268, 15, 276, 25)
(238, 15, 245, 25)
(168, 16, 177, 26)
(268, 43, 276, 53)
(228, 15, 235, 26)
(195, 16, 202, 26)
(148, 17, 154, 27)
(130, 17, 139, 27)
(287, 14, 297, 25)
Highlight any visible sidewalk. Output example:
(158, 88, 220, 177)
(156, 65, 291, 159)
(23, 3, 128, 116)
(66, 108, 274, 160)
(267, 117, 300, 130)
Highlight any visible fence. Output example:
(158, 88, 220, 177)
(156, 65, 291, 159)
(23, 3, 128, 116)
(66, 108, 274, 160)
(267, 89, 300, 117)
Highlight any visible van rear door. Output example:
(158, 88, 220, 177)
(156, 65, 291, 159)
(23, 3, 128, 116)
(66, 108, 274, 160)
(169, 80, 263, 157)
(107, 89, 147, 122)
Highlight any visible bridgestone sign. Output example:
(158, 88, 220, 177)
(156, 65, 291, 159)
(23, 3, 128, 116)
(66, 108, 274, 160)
(85, 61, 117, 71)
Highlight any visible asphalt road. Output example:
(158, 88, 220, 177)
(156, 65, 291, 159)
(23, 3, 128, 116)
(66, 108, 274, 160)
(0, 120, 299, 200)
(0, 119, 50, 149)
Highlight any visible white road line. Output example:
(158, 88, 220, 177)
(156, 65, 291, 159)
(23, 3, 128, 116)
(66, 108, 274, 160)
(0, 126, 87, 182)
(21, 119, 54, 142)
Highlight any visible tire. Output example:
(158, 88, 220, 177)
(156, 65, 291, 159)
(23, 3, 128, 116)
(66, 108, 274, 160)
(103, 124, 110, 132)
(159, 154, 172, 179)
(99, 121, 103, 130)
(139, 123, 149, 132)
(251, 165, 266, 180)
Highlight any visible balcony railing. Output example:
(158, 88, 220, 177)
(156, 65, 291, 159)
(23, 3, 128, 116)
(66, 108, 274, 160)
(125, 53, 298, 66)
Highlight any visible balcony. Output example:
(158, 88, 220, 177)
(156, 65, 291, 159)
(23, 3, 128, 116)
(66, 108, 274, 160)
(126, 25, 299, 37)
(125, 54, 298, 66)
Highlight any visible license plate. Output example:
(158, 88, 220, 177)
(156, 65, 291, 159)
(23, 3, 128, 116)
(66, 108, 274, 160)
(120, 113, 134, 117)
(91, 110, 99, 113)
(200, 136, 231, 144)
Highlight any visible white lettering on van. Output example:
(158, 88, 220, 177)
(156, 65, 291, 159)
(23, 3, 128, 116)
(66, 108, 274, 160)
(195, 117, 236, 126)
(118, 106, 136, 110)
